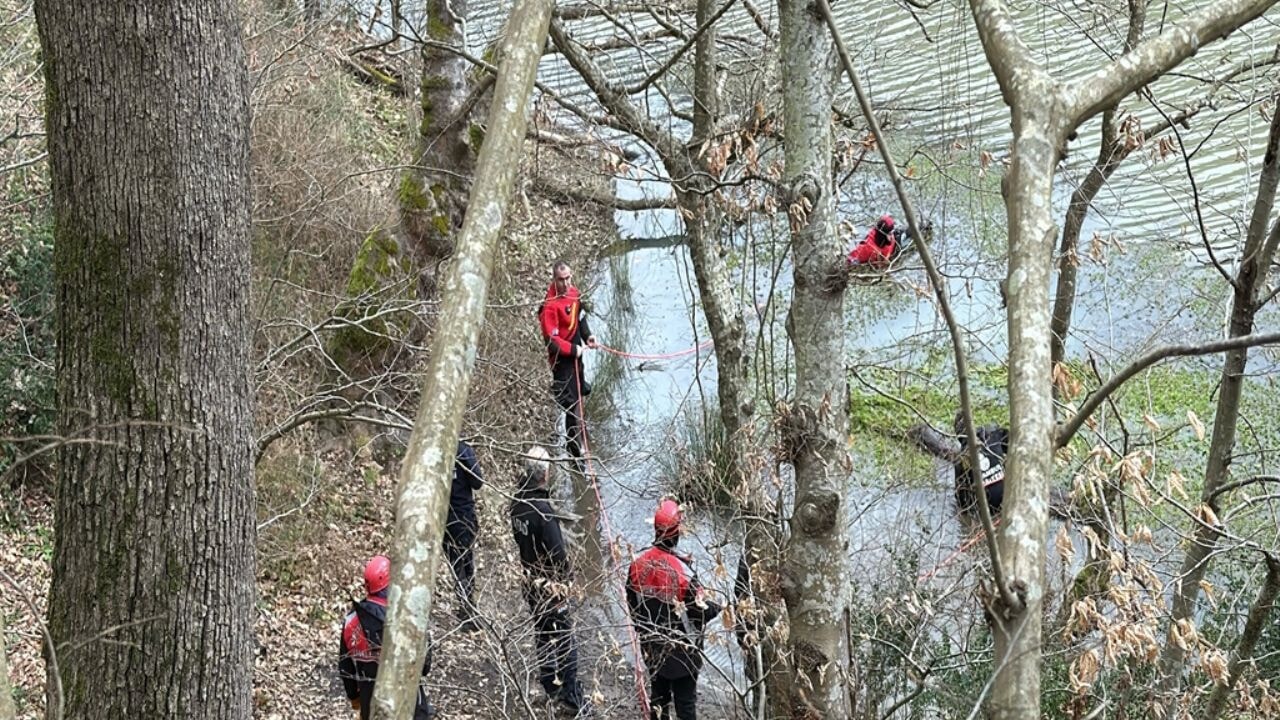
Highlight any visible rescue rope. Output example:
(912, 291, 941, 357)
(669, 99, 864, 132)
(571, 362, 652, 718)
(596, 339, 714, 361)
(915, 516, 1002, 584)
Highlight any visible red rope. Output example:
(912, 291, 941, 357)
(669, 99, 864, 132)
(916, 517, 1002, 584)
(571, 357, 651, 718)
(596, 339, 714, 361)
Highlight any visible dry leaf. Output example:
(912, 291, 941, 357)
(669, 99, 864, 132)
(1187, 410, 1205, 441)
(1143, 414, 1161, 433)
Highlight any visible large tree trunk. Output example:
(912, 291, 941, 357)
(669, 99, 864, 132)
(368, 0, 555, 716)
(966, 1, 1276, 717)
(1159, 96, 1280, 695)
(779, 0, 847, 716)
(35, 2, 256, 719)
(400, 0, 476, 295)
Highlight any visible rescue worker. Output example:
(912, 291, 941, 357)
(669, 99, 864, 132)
(445, 439, 484, 631)
(510, 446, 591, 716)
(953, 411, 1009, 514)
(338, 555, 436, 719)
(626, 500, 722, 720)
(539, 261, 598, 462)
(847, 214, 898, 266)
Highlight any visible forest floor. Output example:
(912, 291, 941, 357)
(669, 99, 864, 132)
(0, 14, 648, 711)
(0, 143, 636, 720)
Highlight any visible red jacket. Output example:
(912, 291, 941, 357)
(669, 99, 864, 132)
(539, 282, 591, 361)
(848, 227, 896, 265)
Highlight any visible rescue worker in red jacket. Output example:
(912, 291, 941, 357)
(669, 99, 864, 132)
(339, 556, 435, 719)
(847, 214, 898, 266)
(626, 500, 722, 720)
(539, 260, 598, 461)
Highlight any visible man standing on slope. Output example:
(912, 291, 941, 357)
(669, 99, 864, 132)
(338, 555, 435, 719)
(627, 500, 722, 720)
(445, 439, 484, 631)
(511, 445, 592, 717)
(539, 260, 598, 462)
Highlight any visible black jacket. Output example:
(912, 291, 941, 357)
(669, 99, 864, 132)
(511, 485, 572, 610)
(447, 441, 484, 531)
(954, 424, 1008, 513)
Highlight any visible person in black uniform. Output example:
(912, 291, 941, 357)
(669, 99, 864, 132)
(338, 555, 435, 719)
(511, 445, 592, 716)
(445, 439, 484, 630)
(953, 411, 1009, 514)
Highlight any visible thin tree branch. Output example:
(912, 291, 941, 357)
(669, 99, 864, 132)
(626, 0, 738, 95)
(967, 0, 1049, 107)
(1065, 0, 1277, 127)
(1056, 331, 1280, 448)
(819, 0, 1018, 612)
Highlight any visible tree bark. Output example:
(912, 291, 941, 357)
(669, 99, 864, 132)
(1159, 94, 1280, 695)
(779, 0, 847, 716)
(966, 1, 1276, 717)
(0, 613, 15, 720)
(368, 0, 555, 716)
(548, 17, 753, 495)
(35, 1, 256, 718)
(400, 0, 476, 295)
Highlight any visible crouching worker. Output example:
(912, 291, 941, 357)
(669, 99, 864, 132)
(627, 500, 722, 720)
(953, 411, 1009, 515)
(339, 555, 436, 719)
(848, 214, 899, 267)
(511, 446, 592, 717)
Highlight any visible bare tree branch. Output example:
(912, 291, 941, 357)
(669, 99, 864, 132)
(1065, 0, 1277, 127)
(1056, 331, 1280, 448)
(626, 0, 738, 94)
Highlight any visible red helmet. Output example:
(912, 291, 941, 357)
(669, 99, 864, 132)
(877, 215, 895, 232)
(654, 500, 683, 539)
(364, 555, 391, 595)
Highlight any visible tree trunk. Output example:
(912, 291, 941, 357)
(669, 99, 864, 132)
(779, 0, 847, 716)
(684, 0, 752, 497)
(368, 0, 555, 716)
(990, 102, 1066, 720)
(1204, 554, 1280, 720)
(549, 12, 754, 496)
(966, 1, 1276, 715)
(1159, 96, 1280, 694)
(401, 0, 476, 295)
(0, 613, 15, 720)
(1049, 0, 1144, 370)
(35, 1, 256, 718)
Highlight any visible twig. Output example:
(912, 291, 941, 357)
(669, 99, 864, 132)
(0, 568, 62, 720)
(1055, 331, 1280, 448)
(626, 0, 739, 94)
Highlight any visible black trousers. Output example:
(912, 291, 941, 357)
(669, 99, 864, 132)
(551, 360, 590, 460)
(443, 518, 477, 616)
(650, 674, 697, 720)
(530, 603, 584, 707)
(356, 681, 434, 720)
